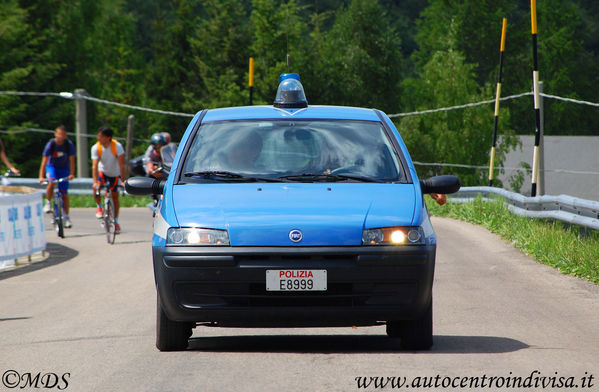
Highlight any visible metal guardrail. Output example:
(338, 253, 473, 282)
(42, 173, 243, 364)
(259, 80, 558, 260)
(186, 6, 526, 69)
(3, 179, 599, 230)
(451, 187, 599, 230)
(1, 178, 94, 195)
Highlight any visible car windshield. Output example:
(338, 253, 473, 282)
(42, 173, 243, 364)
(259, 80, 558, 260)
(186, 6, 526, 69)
(180, 120, 406, 182)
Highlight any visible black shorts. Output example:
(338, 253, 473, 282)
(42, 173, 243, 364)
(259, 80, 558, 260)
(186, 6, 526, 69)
(98, 172, 119, 192)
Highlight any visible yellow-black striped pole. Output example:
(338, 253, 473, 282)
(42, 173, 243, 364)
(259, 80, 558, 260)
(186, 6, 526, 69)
(489, 18, 507, 187)
(530, 0, 541, 196)
(248, 57, 254, 105)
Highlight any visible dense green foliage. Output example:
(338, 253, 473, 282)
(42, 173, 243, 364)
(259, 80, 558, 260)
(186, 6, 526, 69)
(2, 0, 599, 182)
(428, 196, 599, 284)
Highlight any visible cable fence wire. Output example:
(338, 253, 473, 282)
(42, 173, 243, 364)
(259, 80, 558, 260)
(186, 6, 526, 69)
(388, 92, 599, 118)
(540, 93, 599, 108)
(387, 92, 533, 118)
(412, 161, 599, 176)
(0, 90, 196, 118)
(0, 127, 149, 143)
(0, 91, 71, 98)
(78, 94, 195, 118)
(2, 89, 599, 176)
(2, 89, 599, 119)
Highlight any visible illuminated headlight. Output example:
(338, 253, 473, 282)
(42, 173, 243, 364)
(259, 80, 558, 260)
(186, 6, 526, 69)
(362, 227, 425, 245)
(167, 228, 230, 246)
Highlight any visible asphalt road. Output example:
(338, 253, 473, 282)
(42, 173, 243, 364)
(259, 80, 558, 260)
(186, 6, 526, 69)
(1, 208, 598, 391)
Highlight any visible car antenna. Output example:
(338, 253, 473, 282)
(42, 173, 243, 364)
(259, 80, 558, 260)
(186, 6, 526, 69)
(286, 1, 290, 71)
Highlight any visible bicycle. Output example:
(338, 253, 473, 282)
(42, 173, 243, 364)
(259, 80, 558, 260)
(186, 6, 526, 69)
(96, 183, 123, 244)
(42, 177, 69, 239)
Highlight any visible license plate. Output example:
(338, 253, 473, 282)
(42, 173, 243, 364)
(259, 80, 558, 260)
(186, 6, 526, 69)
(266, 270, 327, 291)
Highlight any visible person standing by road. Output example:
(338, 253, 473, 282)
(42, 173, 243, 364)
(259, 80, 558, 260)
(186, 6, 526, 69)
(431, 193, 446, 205)
(0, 137, 20, 175)
(91, 126, 126, 234)
(38, 125, 76, 228)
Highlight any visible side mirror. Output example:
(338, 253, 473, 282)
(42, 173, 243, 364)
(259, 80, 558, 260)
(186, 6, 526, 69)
(419, 175, 461, 194)
(125, 176, 165, 196)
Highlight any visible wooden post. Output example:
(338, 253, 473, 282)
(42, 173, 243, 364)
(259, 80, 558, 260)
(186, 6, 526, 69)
(125, 115, 135, 179)
(75, 89, 89, 178)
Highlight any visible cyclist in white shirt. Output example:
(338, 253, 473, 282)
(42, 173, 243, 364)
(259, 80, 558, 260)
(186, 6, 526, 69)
(91, 127, 126, 234)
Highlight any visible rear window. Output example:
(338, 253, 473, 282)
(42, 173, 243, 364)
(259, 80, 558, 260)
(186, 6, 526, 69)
(180, 120, 407, 182)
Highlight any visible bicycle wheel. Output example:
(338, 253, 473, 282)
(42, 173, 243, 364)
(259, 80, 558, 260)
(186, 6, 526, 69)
(54, 195, 64, 238)
(104, 198, 116, 244)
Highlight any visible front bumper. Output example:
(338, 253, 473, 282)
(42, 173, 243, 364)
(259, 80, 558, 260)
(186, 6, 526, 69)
(153, 245, 436, 327)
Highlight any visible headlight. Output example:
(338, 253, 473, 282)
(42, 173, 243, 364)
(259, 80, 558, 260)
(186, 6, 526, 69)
(167, 228, 230, 246)
(362, 227, 425, 245)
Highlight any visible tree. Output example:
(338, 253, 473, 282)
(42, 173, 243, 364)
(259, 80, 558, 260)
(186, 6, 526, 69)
(0, 0, 62, 176)
(2, 0, 598, 176)
(85, 0, 146, 138)
(413, 0, 599, 136)
(397, 35, 518, 185)
(535, 0, 599, 135)
(250, 0, 310, 104)
(186, 0, 252, 109)
(143, 0, 201, 138)
(314, 0, 405, 112)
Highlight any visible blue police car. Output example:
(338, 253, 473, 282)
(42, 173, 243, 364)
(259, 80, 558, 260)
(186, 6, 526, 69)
(126, 74, 460, 351)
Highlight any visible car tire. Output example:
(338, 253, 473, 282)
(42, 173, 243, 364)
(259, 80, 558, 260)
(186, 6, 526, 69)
(156, 293, 193, 351)
(386, 300, 433, 350)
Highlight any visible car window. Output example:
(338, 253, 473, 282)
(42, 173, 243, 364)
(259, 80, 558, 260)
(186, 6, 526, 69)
(180, 120, 406, 182)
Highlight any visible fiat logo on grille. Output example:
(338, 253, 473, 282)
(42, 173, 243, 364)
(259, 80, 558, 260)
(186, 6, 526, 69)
(289, 229, 303, 243)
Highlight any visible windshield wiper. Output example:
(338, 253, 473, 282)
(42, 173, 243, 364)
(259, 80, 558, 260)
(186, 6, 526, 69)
(185, 170, 244, 179)
(278, 173, 383, 183)
(183, 171, 283, 182)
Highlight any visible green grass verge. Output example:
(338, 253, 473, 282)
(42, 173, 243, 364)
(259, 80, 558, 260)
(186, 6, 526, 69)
(427, 195, 599, 285)
(68, 194, 154, 208)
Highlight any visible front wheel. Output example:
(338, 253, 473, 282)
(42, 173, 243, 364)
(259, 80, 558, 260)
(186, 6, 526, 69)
(156, 293, 193, 351)
(386, 300, 433, 350)
(104, 199, 116, 244)
(53, 196, 64, 238)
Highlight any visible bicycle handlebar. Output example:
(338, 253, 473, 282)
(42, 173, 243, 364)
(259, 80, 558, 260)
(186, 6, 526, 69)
(42, 177, 70, 185)
(2, 170, 21, 177)
(95, 184, 124, 196)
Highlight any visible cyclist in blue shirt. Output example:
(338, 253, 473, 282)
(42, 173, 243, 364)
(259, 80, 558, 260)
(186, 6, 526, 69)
(38, 125, 76, 228)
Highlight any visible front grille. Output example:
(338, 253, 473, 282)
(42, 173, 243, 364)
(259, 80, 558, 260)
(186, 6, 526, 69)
(234, 254, 357, 263)
(248, 283, 356, 307)
(175, 281, 416, 308)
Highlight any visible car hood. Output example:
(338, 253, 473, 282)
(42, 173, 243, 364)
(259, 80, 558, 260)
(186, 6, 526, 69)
(170, 183, 417, 246)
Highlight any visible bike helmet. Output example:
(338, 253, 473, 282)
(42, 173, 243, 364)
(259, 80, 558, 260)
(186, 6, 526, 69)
(161, 132, 172, 144)
(150, 133, 166, 146)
